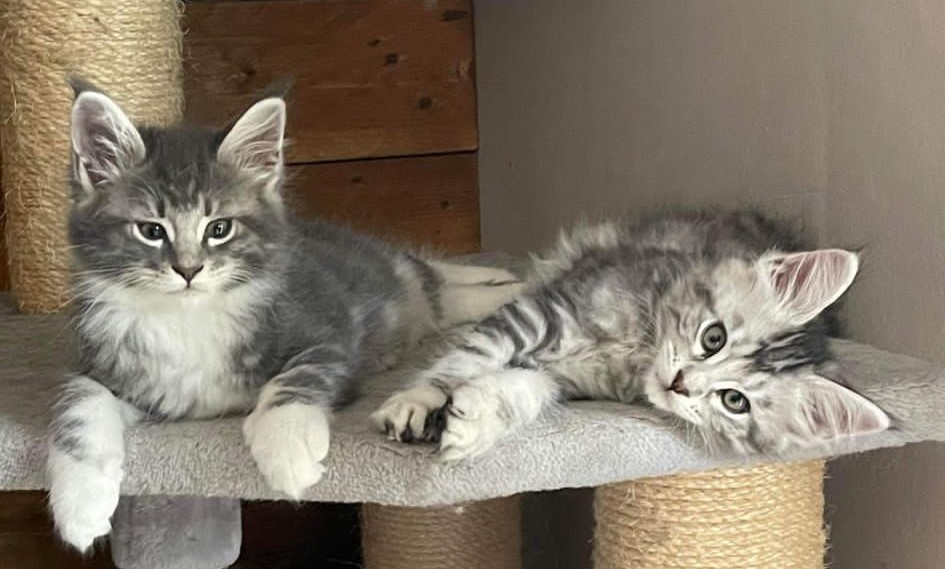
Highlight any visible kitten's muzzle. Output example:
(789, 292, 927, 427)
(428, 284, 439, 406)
(668, 370, 689, 396)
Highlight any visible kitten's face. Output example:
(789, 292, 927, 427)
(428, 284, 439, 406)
(643, 251, 889, 455)
(68, 89, 289, 301)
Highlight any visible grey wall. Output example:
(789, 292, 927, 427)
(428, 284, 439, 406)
(475, 2, 945, 568)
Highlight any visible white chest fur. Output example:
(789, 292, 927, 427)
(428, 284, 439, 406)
(79, 285, 267, 419)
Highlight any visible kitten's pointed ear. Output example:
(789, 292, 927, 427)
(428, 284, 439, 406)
(217, 98, 286, 182)
(801, 377, 889, 441)
(760, 249, 859, 325)
(71, 90, 145, 192)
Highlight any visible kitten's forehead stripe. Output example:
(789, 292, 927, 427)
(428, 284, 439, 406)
(750, 321, 830, 373)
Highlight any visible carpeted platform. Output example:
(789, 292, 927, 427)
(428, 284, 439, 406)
(0, 300, 938, 506)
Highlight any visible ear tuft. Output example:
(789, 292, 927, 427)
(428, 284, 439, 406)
(71, 91, 145, 192)
(802, 377, 890, 442)
(217, 98, 286, 180)
(761, 249, 859, 325)
(67, 75, 101, 99)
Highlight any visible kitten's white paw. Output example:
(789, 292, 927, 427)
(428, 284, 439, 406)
(243, 402, 330, 499)
(370, 384, 448, 442)
(438, 383, 507, 461)
(48, 453, 123, 552)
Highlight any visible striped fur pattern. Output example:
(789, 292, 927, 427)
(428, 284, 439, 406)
(47, 82, 523, 552)
(373, 209, 890, 461)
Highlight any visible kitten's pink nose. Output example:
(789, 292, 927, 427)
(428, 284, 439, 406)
(173, 265, 204, 284)
(669, 370, 689, 396)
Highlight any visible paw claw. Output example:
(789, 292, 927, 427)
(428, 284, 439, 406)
(371, 385, 448, 444)
(423, 405, 448, 443)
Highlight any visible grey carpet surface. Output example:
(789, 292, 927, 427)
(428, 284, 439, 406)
(0, 300, 941, 506)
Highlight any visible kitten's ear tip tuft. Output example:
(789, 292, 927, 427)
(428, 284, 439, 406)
(863, 398, 892, 433)
(238, 97, 286, 124)
(71, 91, 117, 118)
(844, 248, 860, 272)
(831, 248, 860, 287)
(67, 75, 102, 100)
(826, 247, 859, 263)
(875, 409, 892, 432)
(217, 95, 287, 178)
(260, 97, 287, 113)
(261, 76, 294, 100)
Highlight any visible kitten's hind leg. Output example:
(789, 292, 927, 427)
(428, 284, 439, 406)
(47, 375, 142, 552)
(437, 369, 560, 461)
(244, 351, 352, 499)
(373, 291, 565, 443)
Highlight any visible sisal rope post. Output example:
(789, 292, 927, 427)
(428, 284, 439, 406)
(0, 0, 184, 313)
(594, 461, 826, 569)
(362, 496, 522, 569)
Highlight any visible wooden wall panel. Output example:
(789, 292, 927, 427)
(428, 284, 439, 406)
(0, 159, 7, 290)
(288, 152, 480, 254)
(0, 491, 115, 568)
(183, 0, 477, 163)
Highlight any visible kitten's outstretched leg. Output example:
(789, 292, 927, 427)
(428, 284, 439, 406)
(244, 347, 351, 499)
(47, 375, 141, 552)
(371, 323, 512, 442)
(373, 291, 573, 456)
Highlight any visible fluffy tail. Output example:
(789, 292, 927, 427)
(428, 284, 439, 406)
(427, 260, 526, 327)
(398, 256, 526, 335)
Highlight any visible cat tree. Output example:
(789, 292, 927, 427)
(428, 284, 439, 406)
(1, 2, 940, 569)
(0, 0, 184, 314)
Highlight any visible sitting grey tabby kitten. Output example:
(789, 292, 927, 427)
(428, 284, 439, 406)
(47, 82, 523, 551)
(373, 210, 890, 460)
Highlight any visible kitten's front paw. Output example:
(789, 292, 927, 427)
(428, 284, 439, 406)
(243, 403, 330, 499)
(370, 384, 448, 443)
(48, 454, 123, 552)
(438, 383, 507, 462)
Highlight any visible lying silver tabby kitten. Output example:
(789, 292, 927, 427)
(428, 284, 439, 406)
(373, 210, 890, 460)
(47, 81, 523, 551)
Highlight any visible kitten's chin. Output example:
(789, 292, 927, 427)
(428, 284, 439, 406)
(171, 287, 210, 297)
(142, 286, 211, 303)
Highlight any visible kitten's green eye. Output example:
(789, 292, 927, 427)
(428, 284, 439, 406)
(719, 389, 750, 414)
(207, 219, 233, 241)
(700, 322, 727, 355)
(136, 222, 166, 242)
